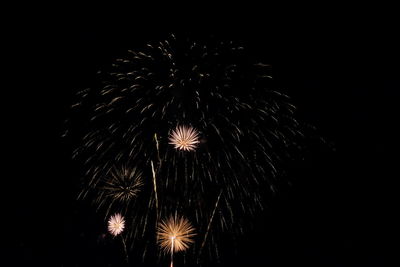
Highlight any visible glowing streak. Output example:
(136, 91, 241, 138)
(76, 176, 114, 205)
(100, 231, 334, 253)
(171, 236, 175, 267)
(154, 133, 161, 162)
(198, 190, 223, 258)
(151, 160, 159, 223)
(121, 235, 129, 264)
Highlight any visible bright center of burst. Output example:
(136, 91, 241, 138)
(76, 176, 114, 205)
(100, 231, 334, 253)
(179, 140, 187, 146)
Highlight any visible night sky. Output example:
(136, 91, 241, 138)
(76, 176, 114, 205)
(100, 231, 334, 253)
(9, 6, 398, 267)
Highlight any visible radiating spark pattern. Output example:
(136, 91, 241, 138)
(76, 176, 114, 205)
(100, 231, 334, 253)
(91, 165, 144, 217)
(66, 33, 314, 263)
(104, 166, 143, 203)
(108, 213, 125, 236)
(168, 125, 200, 151)
(157, 215, 196, 253)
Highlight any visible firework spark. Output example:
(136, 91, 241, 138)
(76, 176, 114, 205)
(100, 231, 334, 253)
(108, 213, 125, 236)
(168, 125, 200, 152)
(157, 215, 196, 254)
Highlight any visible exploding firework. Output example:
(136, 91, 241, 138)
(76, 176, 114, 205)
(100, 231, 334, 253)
(104, 166, 142, 204)
(168, 125, 200, 151)
(103, 166, 143, 202)
(67, 33, 313, 263)
(108, 213, 125, 236)
(157, 215, 196, 253)
(86, 165, 144, 216)
(157, 215, 196, 267)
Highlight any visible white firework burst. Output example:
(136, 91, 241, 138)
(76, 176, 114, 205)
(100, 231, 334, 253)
(108, 213, 125, 236)
(168, 125, 200, 151)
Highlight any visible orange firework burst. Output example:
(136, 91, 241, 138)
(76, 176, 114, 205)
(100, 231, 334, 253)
(157, 215, 196, 254)
(168, 125, 200, 151)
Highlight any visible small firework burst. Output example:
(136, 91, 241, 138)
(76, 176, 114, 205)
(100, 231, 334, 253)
(168, 125, 200, 152)
(103, 166, 143, 203)
(108, 213, 125, 236)
(157, 215, 196, 254)
(92, 165, 144, 217)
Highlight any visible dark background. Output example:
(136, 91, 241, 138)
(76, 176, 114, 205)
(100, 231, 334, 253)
(9, 5, 398, 267)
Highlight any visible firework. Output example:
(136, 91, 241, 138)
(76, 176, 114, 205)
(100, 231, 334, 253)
(168, 125, 200, 151)
(108, 213, 125, 236)
(67, 33, 313, 263)
(104, 166, 143, 202)
(157, 215, 196, 267)
(90, 165, 144, 216)
(157, 215, 196, 253)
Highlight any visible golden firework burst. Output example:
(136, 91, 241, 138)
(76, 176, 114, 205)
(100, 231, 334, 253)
(157, 215, 196, 254)
(103, 166, 143, 203)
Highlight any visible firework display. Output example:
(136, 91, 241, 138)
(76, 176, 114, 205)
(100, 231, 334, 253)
(67, 33, 310, 265)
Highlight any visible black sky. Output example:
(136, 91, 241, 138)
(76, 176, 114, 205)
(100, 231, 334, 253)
(8, 5, 399, 267)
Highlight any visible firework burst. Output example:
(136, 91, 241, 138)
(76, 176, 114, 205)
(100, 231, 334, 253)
(168, 125, 200, 151)
(103, 166, 143, 203)
(66, 33, 316, 264)
(157, 215, 196, 253)
(108, 213, 125, 236)
(90, 165, 144, 216)
(157, 215, 196, 267)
